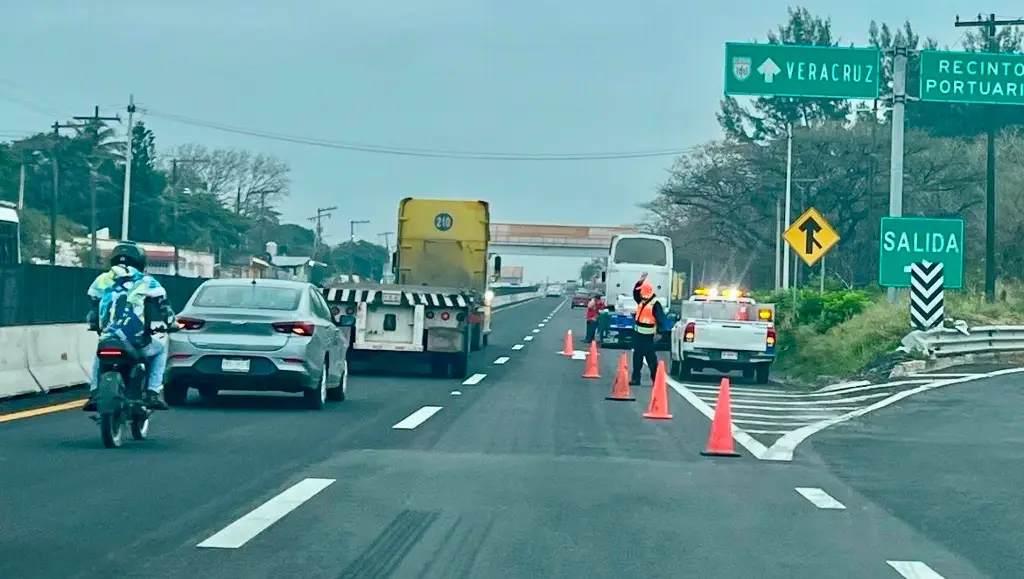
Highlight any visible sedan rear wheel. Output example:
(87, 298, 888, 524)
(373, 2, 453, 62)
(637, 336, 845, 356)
(304, 363, 327, 410)
(327, 361, 347, 402)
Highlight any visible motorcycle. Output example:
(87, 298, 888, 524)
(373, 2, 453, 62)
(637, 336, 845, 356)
(89, 324, 178, 449)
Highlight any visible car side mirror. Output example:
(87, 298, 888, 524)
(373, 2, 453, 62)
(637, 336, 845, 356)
(338, 314, 356, 327)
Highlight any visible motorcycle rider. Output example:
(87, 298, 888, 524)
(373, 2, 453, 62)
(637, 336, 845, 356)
(82, 242, 175, 412)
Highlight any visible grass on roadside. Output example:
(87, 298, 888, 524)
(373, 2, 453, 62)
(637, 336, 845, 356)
(773, 281, 1024, 386)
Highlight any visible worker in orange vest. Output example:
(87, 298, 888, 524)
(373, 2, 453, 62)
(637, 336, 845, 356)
(631, 272, 670, 386)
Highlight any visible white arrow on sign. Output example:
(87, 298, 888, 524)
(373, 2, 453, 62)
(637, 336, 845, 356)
(758, 58, 780, 83)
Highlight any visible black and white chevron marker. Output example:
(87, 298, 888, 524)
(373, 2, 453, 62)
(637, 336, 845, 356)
(910, 261, 944, 331)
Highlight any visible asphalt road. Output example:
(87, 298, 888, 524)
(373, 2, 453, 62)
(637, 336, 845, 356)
(810, 368, 1024, 579)
(0, 297, 1000, 578)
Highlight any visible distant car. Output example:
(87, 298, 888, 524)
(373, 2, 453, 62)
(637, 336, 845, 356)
(570, 292, 590, 308)
(545, 285, 563, 297)
(164, 278, 354, 410)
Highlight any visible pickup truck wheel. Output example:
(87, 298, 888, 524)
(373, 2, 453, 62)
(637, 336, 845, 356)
(754, 365, 770, 384)
(669, 358, 681, 376)
(679, 361, 694, 380)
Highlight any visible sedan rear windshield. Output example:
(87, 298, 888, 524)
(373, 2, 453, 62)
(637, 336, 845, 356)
(193, 285, 302, 311)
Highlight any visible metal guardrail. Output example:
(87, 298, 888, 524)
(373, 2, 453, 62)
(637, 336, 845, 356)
(902, 325, 1024, 358)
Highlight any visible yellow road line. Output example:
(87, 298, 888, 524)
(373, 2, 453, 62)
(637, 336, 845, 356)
(0, 399, 87, 423)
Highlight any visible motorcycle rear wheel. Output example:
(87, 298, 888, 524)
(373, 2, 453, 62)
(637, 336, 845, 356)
(100, 412, 125, 448)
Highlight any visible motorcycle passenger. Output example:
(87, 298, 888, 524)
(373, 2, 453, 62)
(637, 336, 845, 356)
(82, 242, 175, 412)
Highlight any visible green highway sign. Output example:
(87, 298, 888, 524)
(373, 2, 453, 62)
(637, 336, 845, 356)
(879, 217, 965, 288)
(724, 43, 881, 99)
(919, 50, 1024, 106)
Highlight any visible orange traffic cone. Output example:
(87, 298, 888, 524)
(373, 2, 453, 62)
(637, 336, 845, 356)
(605, 353, 635, 401)
(701, 377, 741, 457)
(561, 330, 574, 356)
(582, 340, 601, 379)
(642, 360, 672, 420)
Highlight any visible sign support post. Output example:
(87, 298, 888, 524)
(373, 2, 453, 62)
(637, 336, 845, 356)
(782, 123, 793, 290)
(887, 44, 908, 303)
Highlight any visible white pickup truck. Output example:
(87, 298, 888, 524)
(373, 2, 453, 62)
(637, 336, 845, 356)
(669, 294, 777, 384)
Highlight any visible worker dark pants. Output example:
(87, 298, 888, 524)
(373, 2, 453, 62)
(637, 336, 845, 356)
(584, 320, 597, 343)
(631, 332, 658, 384)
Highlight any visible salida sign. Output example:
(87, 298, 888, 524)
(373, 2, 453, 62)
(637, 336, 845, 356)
(879, 217, 964, 288)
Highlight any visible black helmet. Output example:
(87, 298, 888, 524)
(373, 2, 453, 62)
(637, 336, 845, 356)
(109, 241, 146, 270)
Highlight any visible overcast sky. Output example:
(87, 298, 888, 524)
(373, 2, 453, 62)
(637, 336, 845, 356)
(0, 0, 1013, 282)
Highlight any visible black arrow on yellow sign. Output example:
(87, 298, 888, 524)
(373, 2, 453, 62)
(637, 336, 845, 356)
(798, 217, 823, 255)
(783, 207, 840, 267)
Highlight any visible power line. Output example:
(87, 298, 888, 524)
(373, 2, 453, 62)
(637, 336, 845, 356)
(140, 108, 690, 161)
(72, 106, 121, 268)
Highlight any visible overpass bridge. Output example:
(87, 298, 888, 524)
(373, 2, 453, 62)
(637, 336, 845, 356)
(489, 223, 638, 258)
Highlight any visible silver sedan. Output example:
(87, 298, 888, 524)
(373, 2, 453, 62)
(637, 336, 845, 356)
(164, 278, 355, 409)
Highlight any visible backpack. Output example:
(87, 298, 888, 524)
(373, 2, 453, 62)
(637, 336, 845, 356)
(100, 274, 149, 345)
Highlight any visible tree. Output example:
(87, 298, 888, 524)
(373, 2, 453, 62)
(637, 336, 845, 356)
(579, 258, 604, 282)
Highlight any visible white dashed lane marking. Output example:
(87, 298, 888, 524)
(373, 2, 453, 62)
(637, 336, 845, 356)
(392, 406, 443, 430)
(462, 373, 487, 385)
(493, 357, 510, 365)
(197, 478, 335, 549)
(524, 336, 534, 341)
(512, 344, 524, 350)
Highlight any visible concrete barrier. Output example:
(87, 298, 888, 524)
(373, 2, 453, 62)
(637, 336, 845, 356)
(0, 326, 43, 399)
(492, 289, 543, 309)
(26, 324, 90, 392)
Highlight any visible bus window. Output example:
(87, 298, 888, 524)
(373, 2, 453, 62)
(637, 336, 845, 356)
(0, 221, 17, 266)
(612, 238, 667, 266)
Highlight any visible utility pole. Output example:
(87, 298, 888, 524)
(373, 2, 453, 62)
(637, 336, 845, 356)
(885, 43, 909, 303)
(955, 15, 1024, 302)
(379, 231, 395, 278)
(121, 94, 136, 241)
(244, 189, 276, 252)
(72, 106, 120, 268)
(348, 219, 369, 274)
(307, 206, 337, 258)
(49, 121, 78, 265)
(168, 157, 209, 275)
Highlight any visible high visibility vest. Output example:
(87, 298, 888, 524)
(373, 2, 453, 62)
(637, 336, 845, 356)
(635, 298, 657, 335)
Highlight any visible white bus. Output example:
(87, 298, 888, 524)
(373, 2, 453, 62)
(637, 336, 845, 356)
(600, 233, 676, 348)
(0, 201, 21, 266)
(603, 233, 673, 313)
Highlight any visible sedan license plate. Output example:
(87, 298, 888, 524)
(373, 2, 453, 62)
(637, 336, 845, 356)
(382, 291, 402, 305)
(721, 351, 738, 360)
(221, 358, 250, 373)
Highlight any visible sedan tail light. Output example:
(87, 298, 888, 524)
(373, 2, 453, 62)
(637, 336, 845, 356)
(272, 321, 315, 336)
(176, 316, 205, 330)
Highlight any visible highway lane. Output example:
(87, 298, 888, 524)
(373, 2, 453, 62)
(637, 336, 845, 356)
(810, 368, 1024, 578)
(0, 296, 994, 578)
(0, 297, 554, 579)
